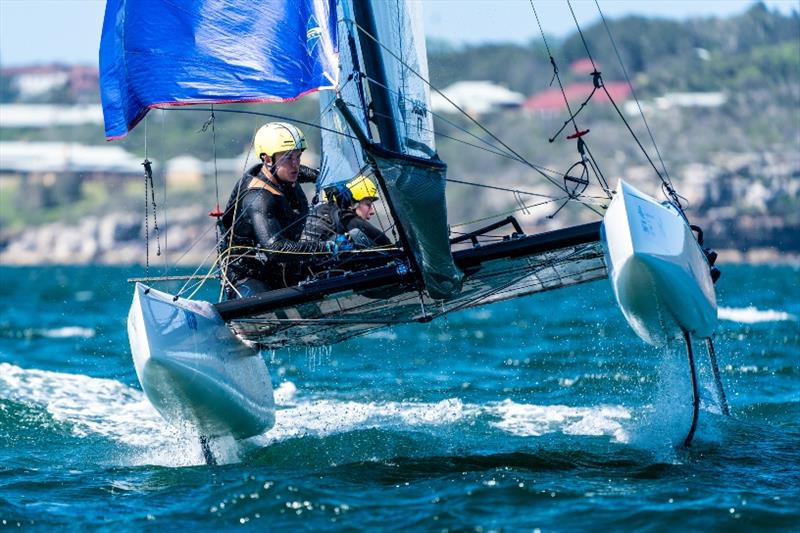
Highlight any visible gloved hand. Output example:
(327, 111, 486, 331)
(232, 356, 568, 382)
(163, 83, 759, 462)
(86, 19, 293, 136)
(335, 233, 354, 251)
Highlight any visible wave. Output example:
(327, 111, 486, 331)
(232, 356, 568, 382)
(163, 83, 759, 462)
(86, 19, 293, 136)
(253, 397, 632, 449)
(0, 326, 96, 339)
(718, 306, 796, 323)
(0, 362, 636, 467)
(40, 326, 96, 338)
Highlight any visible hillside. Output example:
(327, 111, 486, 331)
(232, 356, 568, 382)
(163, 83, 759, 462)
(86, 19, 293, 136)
(1, 3, 798, 265)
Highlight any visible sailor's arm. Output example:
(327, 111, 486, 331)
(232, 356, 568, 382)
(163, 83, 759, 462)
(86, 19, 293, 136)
(246, 197, 329, 262)
(347, 217, 392, 246)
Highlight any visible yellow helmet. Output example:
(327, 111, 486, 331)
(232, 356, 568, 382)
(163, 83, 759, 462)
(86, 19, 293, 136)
(346, 175, 379, 202)
(253, 122, 307, 160)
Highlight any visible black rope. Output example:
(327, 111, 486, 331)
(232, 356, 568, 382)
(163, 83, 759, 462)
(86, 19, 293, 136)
(144, 159, 150, 275)
(145, 159, 161, 258)
(340, 95, 558, 176)
(529, 1, 612, 207)
(563, 0, 683, 209)
(593, 0, 676, 198)
(530, 1, 584, 139)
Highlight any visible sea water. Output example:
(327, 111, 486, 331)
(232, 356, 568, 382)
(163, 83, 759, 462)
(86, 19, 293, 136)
(1, 264, 798, 530)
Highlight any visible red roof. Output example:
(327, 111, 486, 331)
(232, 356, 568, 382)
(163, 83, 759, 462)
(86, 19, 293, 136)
(570, 58, 598, 75)
(522, 81, 631, 112)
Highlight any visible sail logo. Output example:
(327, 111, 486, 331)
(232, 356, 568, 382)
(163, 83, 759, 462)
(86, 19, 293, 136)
(306, 15, 323, 55)
(183, 310, 198, 331)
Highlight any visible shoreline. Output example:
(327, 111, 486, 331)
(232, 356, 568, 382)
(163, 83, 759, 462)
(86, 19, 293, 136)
(1, 248, 797, 268)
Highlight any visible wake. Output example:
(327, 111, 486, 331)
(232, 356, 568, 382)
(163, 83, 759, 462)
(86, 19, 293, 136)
(718, 306, 796, 323)
(1, 361, 725, 467)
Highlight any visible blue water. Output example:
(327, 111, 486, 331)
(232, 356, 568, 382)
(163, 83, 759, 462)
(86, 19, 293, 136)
(1, 265, 798, 530)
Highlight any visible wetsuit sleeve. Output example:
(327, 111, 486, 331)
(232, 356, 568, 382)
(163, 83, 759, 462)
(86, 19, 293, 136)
(345, 217, 392, 246)
(242, 191, 328, 263)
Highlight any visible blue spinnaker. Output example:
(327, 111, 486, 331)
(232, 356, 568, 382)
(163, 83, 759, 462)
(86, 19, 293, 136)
(100, 0, 338, 139)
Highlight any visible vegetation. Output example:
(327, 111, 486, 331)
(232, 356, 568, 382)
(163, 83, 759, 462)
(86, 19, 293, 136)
(1, 3, 797, 246)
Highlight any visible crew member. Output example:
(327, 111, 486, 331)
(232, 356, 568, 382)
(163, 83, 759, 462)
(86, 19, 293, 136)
(302, 175, 392, 248)
(221, 122, 331, 297)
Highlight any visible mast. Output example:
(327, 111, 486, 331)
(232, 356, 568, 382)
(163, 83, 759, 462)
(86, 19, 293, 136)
(351, 0, 402, 153)
(340, 0, 463, 299)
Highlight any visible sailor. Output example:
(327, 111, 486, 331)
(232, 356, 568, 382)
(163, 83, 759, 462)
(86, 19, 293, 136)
(220, 122, 334, 297)
(302, 175, 392, 248)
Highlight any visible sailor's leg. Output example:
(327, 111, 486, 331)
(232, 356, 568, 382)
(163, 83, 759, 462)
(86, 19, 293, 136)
(682, 329, 701, 448)
(706, 337, 730, 416)
(199, 436, 217, 466)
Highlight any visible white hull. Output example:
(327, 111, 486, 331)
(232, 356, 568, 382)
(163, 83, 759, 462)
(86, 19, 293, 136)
(127, 283, 275, 439)
(602, 180, 717, 346)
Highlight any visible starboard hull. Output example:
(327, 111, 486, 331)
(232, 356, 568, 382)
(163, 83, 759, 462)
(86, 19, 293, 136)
(127, 283, 275, 439)
(602, 180, 717, 346)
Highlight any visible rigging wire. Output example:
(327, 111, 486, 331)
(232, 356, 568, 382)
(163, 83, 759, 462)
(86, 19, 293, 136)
(593, 0, 673, 187)
(154, 106, 358, 142)
(354, 74, 519, 160)
(565, 0, 684, 209)
(445, 178, 555, 199)
(340, 95, 561, 179)
(529, 0, 583, 138)
(159, 108, 168, 270)
(349, 18, 571, 195)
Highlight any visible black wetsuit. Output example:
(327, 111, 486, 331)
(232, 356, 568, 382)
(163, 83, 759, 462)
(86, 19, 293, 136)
(302, 202, 391, 246)
(221, 164, 326, 295)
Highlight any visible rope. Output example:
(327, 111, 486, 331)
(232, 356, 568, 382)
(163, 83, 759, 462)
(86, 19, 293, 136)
(562, 0, 683, 209)
(530, 1, 584, 139)
(446, 178, 556, 199)
(154, 105, 357, 142)
(449, 197, 565, 229)
(350, 19, 571, 195)
(593, 0, 675, 194)
(159, 108, 168, 270)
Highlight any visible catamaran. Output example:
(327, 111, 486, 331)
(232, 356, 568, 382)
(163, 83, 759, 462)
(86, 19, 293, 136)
(101, 0, 726, 463)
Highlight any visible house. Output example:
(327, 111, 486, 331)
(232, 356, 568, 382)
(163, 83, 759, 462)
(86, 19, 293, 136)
(430, 81, 525, 116)
(569, 58, 598, 75)
(522, 81, 631, 114)
(0, 104, 104, 128)
(1, 64, 99, 100)
(622, 91, 728, 116)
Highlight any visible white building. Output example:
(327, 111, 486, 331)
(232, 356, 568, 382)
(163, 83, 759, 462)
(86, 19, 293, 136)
(430, 81, 524, 116)
(624, 91, 728, 116)
(0, 141, 142, 175)
(0, 104, 104, 128)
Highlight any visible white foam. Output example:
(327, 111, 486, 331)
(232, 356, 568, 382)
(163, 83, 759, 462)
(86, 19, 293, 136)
(0, 362, 167, 444)
(489, 399, 631, 443)
(257, 395, 629, 445)
(273, 381, 297, 405)
(39, 327, 96, 338)
(1, 362, 635, 466)
(718, 306, 796, 324)
(363, 330, 398, 341)
(0, 363, 207, 466)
